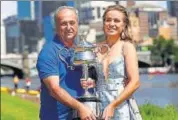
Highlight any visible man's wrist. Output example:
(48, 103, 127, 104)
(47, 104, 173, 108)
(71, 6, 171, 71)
(75, 101, 82, 112)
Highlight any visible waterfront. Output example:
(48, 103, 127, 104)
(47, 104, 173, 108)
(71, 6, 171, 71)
(135, 74, 178, 107)
(1, 74, 178, 107)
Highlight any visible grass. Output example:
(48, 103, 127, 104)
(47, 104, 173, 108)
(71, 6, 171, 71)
(1, 92, 178, 120)
(140, 103, 178, 120)
(1, 92, 39, 120)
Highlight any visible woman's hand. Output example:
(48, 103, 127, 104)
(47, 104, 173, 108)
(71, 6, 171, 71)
(78, 103, 96, 120)
(80, 78, 96, 89)
(102, 103, 115, 120)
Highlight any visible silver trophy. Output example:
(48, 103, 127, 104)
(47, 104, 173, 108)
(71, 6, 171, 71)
(72, 32, 105, 120)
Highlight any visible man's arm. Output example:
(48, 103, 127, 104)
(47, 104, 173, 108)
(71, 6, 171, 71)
(43, 76, 96, 120)
(43, 76, 81, 109)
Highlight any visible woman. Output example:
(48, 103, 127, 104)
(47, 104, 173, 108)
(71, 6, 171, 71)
(82, 5, 142, 120)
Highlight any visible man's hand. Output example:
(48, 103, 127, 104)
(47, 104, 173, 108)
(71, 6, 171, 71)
(80, 78, 96, 89)
(78, 103, 96, 120)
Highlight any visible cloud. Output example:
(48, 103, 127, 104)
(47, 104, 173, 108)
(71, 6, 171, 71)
(1, 1, 17, 22)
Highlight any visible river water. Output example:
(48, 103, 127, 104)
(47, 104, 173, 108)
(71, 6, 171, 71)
(1, 74, 178, 107)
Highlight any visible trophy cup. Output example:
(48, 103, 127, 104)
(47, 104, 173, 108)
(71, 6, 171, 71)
(72, 32, 102, 120)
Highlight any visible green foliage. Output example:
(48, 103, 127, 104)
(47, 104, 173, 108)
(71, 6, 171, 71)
(1, 92, 39, 120)
(149, 36, 178, 65)
(140, 103, 178, 120)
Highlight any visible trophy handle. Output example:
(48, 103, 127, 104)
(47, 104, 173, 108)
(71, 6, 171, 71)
(94, 43, 110, 54)
(58, 48, 74, 70)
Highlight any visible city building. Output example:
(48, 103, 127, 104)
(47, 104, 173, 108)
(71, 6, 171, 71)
(167, 1, 178, 17)
(129, 12, 140, 42)
(3, 16, 19, 54)
(19, 20, 40, 53)
(3, 1, 75, 54)
(77, 1, 115, 42)
(17, 1, 35, 20)
(131, 4, 167, 42)
(1, 23, 6, 55)
(167, 1, 178, 41)
(159, 17, 178, 40)
(2, 1, 40, 54)
(167, 17, 178, 40)
(78, 1, 115, 24)
(3, 15, 40, 54)
(159, 21, 171, 40)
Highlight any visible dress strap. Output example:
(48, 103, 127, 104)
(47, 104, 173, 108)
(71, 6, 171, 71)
(121, 41, 125, 57)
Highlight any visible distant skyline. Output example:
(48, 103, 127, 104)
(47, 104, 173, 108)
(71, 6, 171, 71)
(1, 1, 167, 23)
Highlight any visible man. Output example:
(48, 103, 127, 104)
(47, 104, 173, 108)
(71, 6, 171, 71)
(36, 6, 96, 120)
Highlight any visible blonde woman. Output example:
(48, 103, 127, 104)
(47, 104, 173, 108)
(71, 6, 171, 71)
(82, 5, 142, 120)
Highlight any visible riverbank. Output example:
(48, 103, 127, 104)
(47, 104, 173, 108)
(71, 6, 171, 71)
(1, 91, 178, 120)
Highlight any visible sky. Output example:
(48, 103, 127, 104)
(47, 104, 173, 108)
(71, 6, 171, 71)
(1, 1, 167, 23)
(1, 1, 17, 23)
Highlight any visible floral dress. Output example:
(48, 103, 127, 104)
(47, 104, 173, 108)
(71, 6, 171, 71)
(95, 54, 142, 120)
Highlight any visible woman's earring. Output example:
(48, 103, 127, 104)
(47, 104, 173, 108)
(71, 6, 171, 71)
(121, 31, 126, 40)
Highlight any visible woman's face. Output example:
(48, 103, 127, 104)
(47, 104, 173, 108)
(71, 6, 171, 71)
(104, 10, 125, 38)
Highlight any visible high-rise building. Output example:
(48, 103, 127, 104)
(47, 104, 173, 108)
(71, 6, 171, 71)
(167, 1, 178, 17)
(167, 1, 178, 40)
(4, 16, 20, 53)
(1, 23, 6, 55)
(17, 1, 35, 20)
(165, 17, 178, 40)
(138, 11, 149, 40)
(4, 1, 75, 53)
(19, 20, 40, 53)
(4, 15, 40, 54)
(159, 17, 177, 41)
(129, 12, 140, 42)
(78, 1, 115, 24)
(130, 4, 167, 41)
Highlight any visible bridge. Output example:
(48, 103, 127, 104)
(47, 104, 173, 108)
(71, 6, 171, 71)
(1, 60, 24, 79)
(137, 51, 151, 67)
(0, 51, 151, 78)
(1, 57, 37, 79)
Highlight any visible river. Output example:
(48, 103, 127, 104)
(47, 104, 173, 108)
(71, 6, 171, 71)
(1, 74, 178, 107)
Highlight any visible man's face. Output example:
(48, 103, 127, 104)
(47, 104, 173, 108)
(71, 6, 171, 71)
(56, 9, 78, 43)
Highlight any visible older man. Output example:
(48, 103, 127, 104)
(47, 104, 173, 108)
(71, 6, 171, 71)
(36, 6, 96, 120)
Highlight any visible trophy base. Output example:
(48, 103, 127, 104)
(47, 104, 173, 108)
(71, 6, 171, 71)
(77, 96, 101, 102)
(72, 96, 102, 120)
(72, 117, 104, 120)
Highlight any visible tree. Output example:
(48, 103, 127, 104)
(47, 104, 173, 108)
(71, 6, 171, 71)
(149, 36, 178, 66)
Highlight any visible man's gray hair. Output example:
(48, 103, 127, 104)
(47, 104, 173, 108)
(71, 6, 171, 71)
(53, 6, 78, 28)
